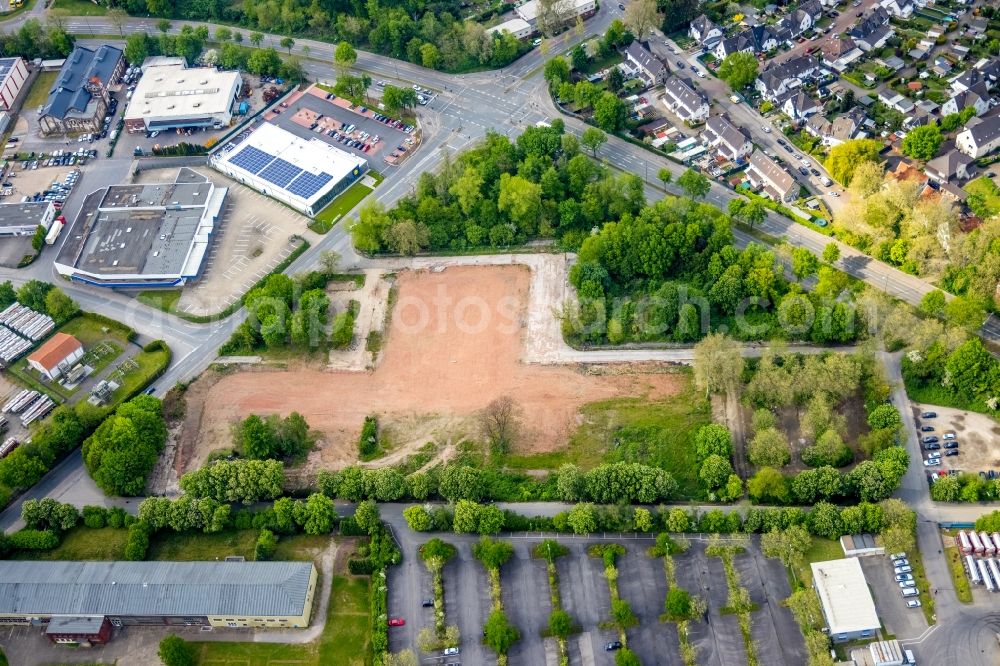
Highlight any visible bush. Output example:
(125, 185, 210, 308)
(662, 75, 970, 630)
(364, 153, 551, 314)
(348, 558, 375, 574)
(82, 505, 108, 529)
(142, 339, 168, 353)
(124, 521, 151, 560)
(158, 635, 197, 666)
(8, 529, 59, 550)
(359, 415, 378, 457)
(254, 528, 278, 561)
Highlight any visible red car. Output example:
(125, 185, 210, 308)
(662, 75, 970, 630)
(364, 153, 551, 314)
(388, 618, 405, 627)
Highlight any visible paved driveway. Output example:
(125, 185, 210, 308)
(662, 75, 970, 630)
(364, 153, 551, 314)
(861, 556, 928, 639)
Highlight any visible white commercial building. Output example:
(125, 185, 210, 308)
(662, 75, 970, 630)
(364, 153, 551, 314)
(0, 202, 56, 237)
(811, 558, 881, 643)
(515, 0, 596, 27)
(212, 122, 369, 217)
(489, 17, 533, 40)
(124, 61, 242, 133)
(0, 57, 28, 110)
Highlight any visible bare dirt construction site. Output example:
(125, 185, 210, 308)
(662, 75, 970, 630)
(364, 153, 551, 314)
(183, 265, 685, 473)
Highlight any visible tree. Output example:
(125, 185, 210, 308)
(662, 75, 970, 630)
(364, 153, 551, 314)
(624, 0, 662, 40)
(382, 85, 417, 114)
(302, 493, 337, 534)
(808, 501, 843, 539)
(747, 467, 790, 503)
(901, 125, 943, 161)
(700, 454, 734, 490)
(634, 507, 653, 532)
(693, 333, 744, 396)
(695, 424, 733, 461)
(661, 0, 701, 32)
(334, 40, 356, 75)
(664, 587, 694, 620)
(868, 404, 901, 430)
(82, 396, 166, 496)
(581, 127, 607, 157)
(677, 168, 710, 199)
(548, 609, 574, 637)
(919, 289, 946, 318)
(0, 281, 14, 310)
(249, 31, 264, 47)
(749, 428, 790, 468)
(611, 598, 638, 630)
(43, 288, 77, 323)
(483, 610, 520, 655)
(400, 505, 430, 532)
(15, 279, 52, 312)
(480, 395, 520, 456)
(824, 139, 882, 186)
(239, 414, 276, 460)
(594, 93, 627, 132)
(791, 247, 819, 279)
(760, 525, 811, 570)
(158, 636, 196, 666)
(717, 51, 758, 91)
(567, 502, 597, 534)
(657, 168, 672, 189)
(420, 43, 440, 69)
(353, 499, 381, 535)
(107, 8, 127, 36)
(544, 56, 571, 86)
(822, 242, 840, 264)
(615, 648, 642, 666)
(280, 37, 294, 55)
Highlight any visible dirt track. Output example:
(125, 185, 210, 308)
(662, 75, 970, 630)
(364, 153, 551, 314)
(193, 265, 684, 471)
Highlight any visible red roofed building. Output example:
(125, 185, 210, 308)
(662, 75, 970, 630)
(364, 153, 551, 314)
(27, 332, 83, 380)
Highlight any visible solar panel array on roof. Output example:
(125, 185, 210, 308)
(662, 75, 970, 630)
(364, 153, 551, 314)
(228, 145, 273, 175)
(259, 158, 303, 188)
(287, 171, 333, 199)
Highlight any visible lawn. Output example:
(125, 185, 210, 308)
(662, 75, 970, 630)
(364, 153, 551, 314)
(194, 575, 370, 666)
(51, 0, 107, 13)
(60, 312, 133, 347)
(136, 289, 182, 315)
(943, 541, 973, 603)
(148, 529, 259, 561)
(11, 527, 128, 560)
(907, 547, 936, 625)
(964, 176, 1000, 217)
(22, 71, 57, 110)
(792, 537, 845, 588)
(503, 370, 711, 498)
(309, 181, 374, 233)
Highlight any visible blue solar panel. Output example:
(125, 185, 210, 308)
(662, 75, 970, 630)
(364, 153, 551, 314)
(258, 158, 303, 189)
(287, 171, 333, 199)
(228, 145, 273, 175)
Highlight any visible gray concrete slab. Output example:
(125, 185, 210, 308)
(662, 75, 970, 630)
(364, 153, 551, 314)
(616, 545, 679, 665)
(861, 555, 929, 639)
(501, 542, 551, 665)
(558, 541, 618, 665)
(446, 544, 494, 665)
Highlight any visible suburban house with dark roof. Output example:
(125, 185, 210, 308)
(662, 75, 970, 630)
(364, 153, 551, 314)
(950, 57, 999, 96)
(0, 560, 318, 639)
(806, 110, 864, 147)
(662, 76, 709, 123)
(880, 0, 914, 19)
(849, 8, 893, 52)
(701, 115, 751, 161)
(746, 150, 797, 202)
(755, 56, 819, 101)
(777, 1, 823, 38)
(27, 333, 83, 381)
(941, 82, 991, 118)
(957, 115, 1000, 159)
(689, 14, 723, 47)
(714, 25, 778, 59)
(925, 148, 976, 183)
(822, 37, 863, 72)
(39, 45, 125, 136)
(624, 42, 668, 86)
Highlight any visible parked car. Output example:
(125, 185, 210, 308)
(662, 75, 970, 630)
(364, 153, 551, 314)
(388, 618, 405, 627)
(925, 443, 941, 451)
(922, 436, 938, 444)
(901, 587, 918, 598)
(442, 648, 460, 656)
(923, 458, 941, 467)
(890, 552, 907, 560)
(943, 432, 956, 440)
(920, 425, 934, 432)
(895, 565, 912, 574)
(605, 641, 623, 651)
(906, 599, 921, 608)
(944, 441, 959, 449)
(421, 599, 433, 607)
(895, 573, 914, 582)
(946, 450, 960, 457)
(921, 411, 937, 418)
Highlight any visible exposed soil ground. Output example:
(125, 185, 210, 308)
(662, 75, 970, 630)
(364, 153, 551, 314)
(912, 403, 1000, 476)
(189, 265, 684, 473)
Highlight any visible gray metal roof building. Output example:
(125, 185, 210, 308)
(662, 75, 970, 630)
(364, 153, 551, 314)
(0, 560, 315, 619)
(0, 201, 56, 236)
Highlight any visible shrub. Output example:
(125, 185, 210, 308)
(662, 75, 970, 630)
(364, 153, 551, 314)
(8, 529, 59, 550)
(254, 528, 278, 561)
(158, 635, 197, 666)
(82, 505, 108, 529)
(124, 521, 151, 560)
(359, 415, 378, 457)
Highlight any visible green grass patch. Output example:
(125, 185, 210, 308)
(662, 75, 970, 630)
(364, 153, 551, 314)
(137, 289, 182, 314)
(310, 181, 374, 234)
(901, 374, 997, 419)
(365, 330, 383, 354)
(22, 70, 56, 110)
(12, 527, 128, 561)
(148, 529, 259, 561)
(964, 176, 1000, 217)
(194, 575, 369, 666)
(943, 541, 973, 604)
(60, 312, 133, 347)
(50, 0, 107, 14)
(503, 370, 710, 498)
(272, 534, 332, 562)
(907, 547, 936, 625)
(793, 537, 846, 588)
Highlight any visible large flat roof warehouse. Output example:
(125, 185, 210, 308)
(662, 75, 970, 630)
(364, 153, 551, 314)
(54, 168, 226, 288)
(124, 61, 241, 132)
(0, 560, 317, 627)
(811, 558, 880, 637)
(211, 121, 368, 216)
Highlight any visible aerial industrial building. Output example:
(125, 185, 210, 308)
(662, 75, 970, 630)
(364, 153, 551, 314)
(811, 557, 881, 643)
(0, 560, 318, 644)
(0, 201, 57, 237)
(54, 168, 226, 288)
(124, 60, 242, 134)
(211, 122, 368, 217)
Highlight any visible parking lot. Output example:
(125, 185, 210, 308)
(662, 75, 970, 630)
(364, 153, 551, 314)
(268, 85, 417, 168)
(859, 556, 928, 640)
(387, 531, 805, 665)
(913, 403, 1000, 478)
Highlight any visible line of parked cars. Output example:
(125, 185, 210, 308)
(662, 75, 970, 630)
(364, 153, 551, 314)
(892, 552, 921, 606)
(20, 170, 78, 206)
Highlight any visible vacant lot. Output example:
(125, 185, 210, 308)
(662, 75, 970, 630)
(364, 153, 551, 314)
(190, 265, 685, 472)
(913, 403, 1000, 475)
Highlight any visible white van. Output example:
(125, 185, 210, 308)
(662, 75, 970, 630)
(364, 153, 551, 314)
(904, 649, 916, 665)
(901, 587, 918, 597)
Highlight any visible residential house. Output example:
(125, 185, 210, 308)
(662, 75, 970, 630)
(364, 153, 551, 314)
(822, 37, 864, 72)
(941, 82, 991, 118)
(885, 160, 929, 189)
(778, 0, 823, 37)
(689, 14, 723, 47)
(931, 56, 953, 78)
(662, 76, 709, 123)
(805, 110, 864, 146)
(755, 56, 818, 101)
(850, 7, 894, 52)
(624, 42, 668, 86)
(950, 57, 1000, 96)
(714, 25, 778, 59)
(925, 148, 977, 183)
(956, 115, 1000, 158)
(879, 55, 906, 72)
(27, 333, 84, 381)
(39, 45, 125, 136)
(746, 149, 797, 202)
(880, 0, 914, 19)
(966, 17, 989, 38)
(878, 90, 914, 114)
(782, 90, 823, 121)
(515, 0, 597, 27)
(701, 115, 752, 161)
